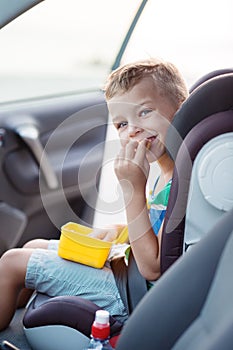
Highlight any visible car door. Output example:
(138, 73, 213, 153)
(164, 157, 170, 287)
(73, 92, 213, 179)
(0, 91, 108, 253)
(0, 0, 146, 254)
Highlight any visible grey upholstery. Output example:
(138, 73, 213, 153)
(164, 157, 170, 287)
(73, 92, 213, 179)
(189, 68, 233, 93)
(116, 208, 233, 350)
(161, 74, 233, 273)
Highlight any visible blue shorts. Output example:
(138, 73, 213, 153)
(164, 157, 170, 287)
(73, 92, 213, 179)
(25, 240, 128, 323)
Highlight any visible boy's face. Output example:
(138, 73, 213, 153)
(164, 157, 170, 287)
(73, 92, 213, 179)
(107, 77, 177, 163)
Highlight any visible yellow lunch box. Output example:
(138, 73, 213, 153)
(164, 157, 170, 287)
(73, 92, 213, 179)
(58, 222, 128, 269)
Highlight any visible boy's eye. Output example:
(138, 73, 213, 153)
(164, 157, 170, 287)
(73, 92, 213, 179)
(140, 109, 152, 117)
(115, 121, 128, 130)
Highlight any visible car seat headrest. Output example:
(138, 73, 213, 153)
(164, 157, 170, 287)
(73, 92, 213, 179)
(165, 73, 233, 160)
(189, 68, 233, 93)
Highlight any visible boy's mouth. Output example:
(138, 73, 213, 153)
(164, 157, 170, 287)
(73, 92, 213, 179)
(146, 136, 157, 142)
(145, 135, 157, 150)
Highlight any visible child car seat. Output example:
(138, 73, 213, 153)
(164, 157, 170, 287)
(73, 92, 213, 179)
(23, 70, 233, 350)
(116, 207, 233, 350)
(161, 71, 233, 273)
(189, 68, 233, 93)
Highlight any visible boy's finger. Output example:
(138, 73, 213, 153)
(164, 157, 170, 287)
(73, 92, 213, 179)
(114, 146, 126, 172)
(88, 229, 106, 240)
(103, 230, 118, 242)
(121, 138, 129, 147)
(134, 139, 147, 164)
(125, 140, 138, 160)
(118, 145, 126, 160)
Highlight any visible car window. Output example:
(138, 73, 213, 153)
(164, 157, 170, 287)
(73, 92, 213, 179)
(0, 0, 142, 102)
(122, 0, 233, 87)
(1, 0, 232, 103)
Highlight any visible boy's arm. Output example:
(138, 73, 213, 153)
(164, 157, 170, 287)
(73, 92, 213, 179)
(115, 140, 161, 281)
(124, 190, 161, 281)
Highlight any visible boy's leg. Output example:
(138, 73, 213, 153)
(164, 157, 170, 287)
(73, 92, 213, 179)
(16, 239, 50, 308)
(0, 248, 33, 331)
(23, 239, 50, 250)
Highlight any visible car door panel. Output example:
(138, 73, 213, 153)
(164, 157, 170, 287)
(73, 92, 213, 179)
(0, 202, 27, 255)
(0, 91, 108, 252)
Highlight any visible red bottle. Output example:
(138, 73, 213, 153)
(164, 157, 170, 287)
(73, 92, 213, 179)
(84, 310, 114, 349)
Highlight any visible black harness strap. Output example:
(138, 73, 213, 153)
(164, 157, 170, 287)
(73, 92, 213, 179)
(110, 251, 148, 315)
(110, 255, 129, 315)
(127, 252, 148, 313)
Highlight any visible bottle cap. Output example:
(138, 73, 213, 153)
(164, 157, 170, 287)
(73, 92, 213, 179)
(95, 310, 109, 324)
(91, 310, 110, 339)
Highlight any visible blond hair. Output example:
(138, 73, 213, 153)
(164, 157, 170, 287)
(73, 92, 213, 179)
(104, 58, 188, 109)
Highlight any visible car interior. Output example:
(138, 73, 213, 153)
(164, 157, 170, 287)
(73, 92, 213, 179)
(21, 70, 233, 350)
(0, 1, 232, 349)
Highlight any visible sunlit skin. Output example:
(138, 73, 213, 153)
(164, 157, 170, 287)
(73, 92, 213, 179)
(110, 77, 176, 165)
(107, 76, 177, 281)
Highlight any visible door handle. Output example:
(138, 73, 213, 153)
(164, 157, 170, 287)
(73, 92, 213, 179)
(15, 124, 58, 189)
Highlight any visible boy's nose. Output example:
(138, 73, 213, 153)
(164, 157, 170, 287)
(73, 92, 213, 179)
(128, 124, 141, 138)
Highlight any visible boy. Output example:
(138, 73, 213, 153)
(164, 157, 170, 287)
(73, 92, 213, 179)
(0, 58, 188, 330)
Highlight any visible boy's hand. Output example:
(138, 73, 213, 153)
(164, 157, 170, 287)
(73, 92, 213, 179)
(88, 224, 125, 242)
(114, 139, 150, 193)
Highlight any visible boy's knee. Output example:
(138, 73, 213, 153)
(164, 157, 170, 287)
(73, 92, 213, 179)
(0, 248, 30, 284)
(0, 249, 26, 291)
(1, 249, 21, 270)
(23, 240, 37, 249)
(23, 238, 49, 249)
